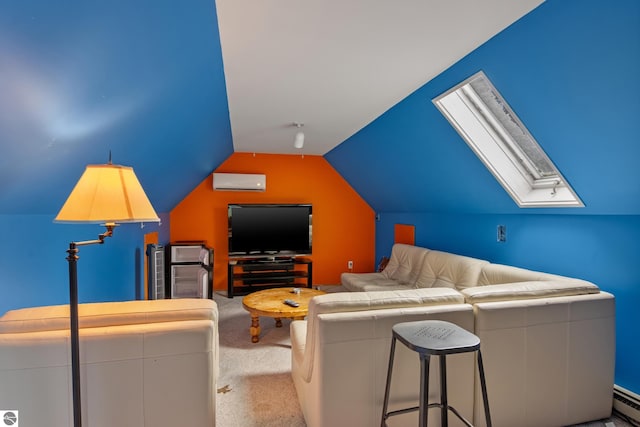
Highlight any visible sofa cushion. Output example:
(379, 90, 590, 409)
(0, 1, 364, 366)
(341, 272, 415, 292)
(356, 283, 423, 292)
(381, 243, 429, 285)
(0, 299, 217, 334)
(461, 280, 600, 304)
(414, 250, 488, 290)
(477, 263, 575, 286)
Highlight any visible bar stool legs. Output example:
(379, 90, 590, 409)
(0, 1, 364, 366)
(381, 337, 396, 427)
(477, 351, 492, 427)
(419, 353, 430, 427)
(381, 320, 492, 427)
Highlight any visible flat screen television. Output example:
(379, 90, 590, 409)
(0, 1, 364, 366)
(228, 204, 312, 257)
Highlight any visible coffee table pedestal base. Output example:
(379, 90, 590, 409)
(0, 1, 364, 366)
(242, 288, 325, 343)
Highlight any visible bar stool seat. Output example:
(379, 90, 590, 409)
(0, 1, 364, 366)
(380, 319, 492, 427)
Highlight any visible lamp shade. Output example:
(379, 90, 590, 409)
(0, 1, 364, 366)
(55, 163, 160, 223)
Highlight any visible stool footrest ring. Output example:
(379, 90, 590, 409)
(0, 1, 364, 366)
(382, 404, 473, 427)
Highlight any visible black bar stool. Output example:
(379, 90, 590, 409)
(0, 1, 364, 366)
(380, 320, 492, 427)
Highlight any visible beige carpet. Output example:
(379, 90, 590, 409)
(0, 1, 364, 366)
(212, 292, 635, 427)
(214, 292, 306, 427)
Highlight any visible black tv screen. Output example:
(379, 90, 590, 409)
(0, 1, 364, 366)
(228, 204, 312, 256)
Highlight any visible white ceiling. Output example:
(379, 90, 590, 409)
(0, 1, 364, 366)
(215, 0, 544, 155)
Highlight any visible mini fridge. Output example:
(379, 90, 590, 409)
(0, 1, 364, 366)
(166, 243, 213, 299)
(146, 243, 166, 299)
(147, 243, 213, 299)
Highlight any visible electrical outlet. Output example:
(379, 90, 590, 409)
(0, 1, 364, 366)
(348, 260, 353, 270)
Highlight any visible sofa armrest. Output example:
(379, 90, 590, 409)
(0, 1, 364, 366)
(460, 280, 600, 304)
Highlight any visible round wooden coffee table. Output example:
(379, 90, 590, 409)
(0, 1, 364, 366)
(242, 287, 325, 343)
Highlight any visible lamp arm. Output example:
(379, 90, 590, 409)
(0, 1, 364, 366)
(66, 222, 116, 427)
(73, 223, 116, 247)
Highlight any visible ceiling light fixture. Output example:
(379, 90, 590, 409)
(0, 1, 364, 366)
(293, 122, 304, 149)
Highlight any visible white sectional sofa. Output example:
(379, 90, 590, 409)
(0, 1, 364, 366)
(291, 244, 615, 427)
(0, 298, 218, 427)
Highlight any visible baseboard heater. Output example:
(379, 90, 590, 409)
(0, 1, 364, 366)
(613, 384, 640, 424)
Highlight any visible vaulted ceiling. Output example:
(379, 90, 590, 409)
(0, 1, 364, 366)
(0, 0, 543, 214)
(216, 0, 543, 155)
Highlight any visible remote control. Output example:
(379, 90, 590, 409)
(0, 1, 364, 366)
(283, 299, 299, 307)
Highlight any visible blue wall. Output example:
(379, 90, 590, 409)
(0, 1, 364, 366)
(0, 0, 231, 321)
(327, 0, 640, 394)
(0, 213, 168, 316)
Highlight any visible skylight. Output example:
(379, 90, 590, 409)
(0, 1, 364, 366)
(433, 71, 583, 208)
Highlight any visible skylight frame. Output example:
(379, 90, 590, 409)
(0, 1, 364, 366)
(433, 71, 584, 208)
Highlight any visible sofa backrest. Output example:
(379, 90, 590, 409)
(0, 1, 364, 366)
(0, 298, 217, 334)
(381, 243, 429, 285)
(307, 287, 464, 318)
(477, 262, 584, 286)
(460, 280, 600, 304)
(0, 298, 219, 427)
(414, 249, 488, 290)
(300, 288, 465, 382)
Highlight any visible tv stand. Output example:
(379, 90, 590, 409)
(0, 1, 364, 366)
(227, 257, 312, 298)
(257, 257, 294, 263)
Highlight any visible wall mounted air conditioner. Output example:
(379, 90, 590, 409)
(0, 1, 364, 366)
(213, 173, 266, 192)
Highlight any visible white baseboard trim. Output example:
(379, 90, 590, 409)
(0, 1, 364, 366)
(613, 384, 640, 424)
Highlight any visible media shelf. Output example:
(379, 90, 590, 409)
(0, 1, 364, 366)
(227, 257, 312, 298)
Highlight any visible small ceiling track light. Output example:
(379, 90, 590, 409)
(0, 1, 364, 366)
(293, 122, 305, 149)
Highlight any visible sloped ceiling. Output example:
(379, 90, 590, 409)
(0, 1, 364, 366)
(0, 0, 233, 214)
(216, 0, 544, 155)
(0, 0, 543, 215)
(326, 0, 640, 215)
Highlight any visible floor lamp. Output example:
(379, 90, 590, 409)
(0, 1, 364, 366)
(55, 160, 159, 427)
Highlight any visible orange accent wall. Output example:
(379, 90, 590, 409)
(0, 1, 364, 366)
(394, 224, 415, 245)
(170, 153, 375, 292)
